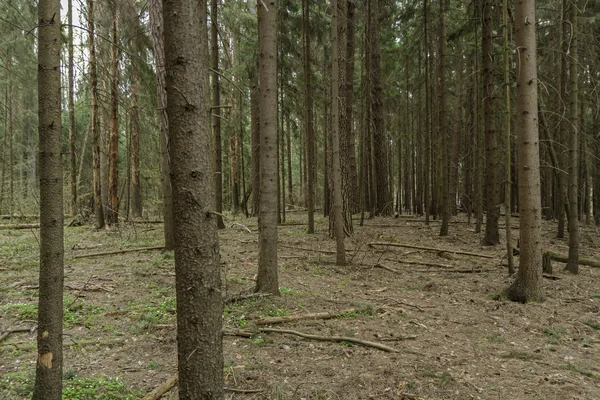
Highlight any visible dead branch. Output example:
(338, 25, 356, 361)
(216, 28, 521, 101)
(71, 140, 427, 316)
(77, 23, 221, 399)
(0, 224, 41, 230)
(368, 242, 494, 259)
(224, 387, 264, 393)
(279, 244, 358, 255)
(0, 327, 36, 343)
(224, 292, 271, 305)
(413, 268, 486, 273)
(255, 309, 358, 326)
(142, 376, 178, 400)
(72, 246, 164, 259)
(223, 329, 253, 338)
(258, 327, 400, 352)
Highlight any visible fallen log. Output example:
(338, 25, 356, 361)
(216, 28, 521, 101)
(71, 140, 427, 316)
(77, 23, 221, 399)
(368, 242, 494, 259)
(255, 309, 358, 326)
(542, 252, 600, 274)
(258, 327, 400, 352)
(0, 224, 41, 230)
(142, 376, 178, 400)
(72, 246, 164, 259)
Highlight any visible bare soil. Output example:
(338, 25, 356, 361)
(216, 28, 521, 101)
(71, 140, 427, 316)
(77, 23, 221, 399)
(1, 213, 600, 399)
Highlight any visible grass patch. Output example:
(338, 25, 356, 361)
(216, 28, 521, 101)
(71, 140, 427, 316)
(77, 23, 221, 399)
(591, 293, 600, 299)
(0, 303, 38, 320)
(498, 351, 539, 361)
(486, 333, 505, 343)
(418, 368, 454, 388)
(543, 325, 565, 344)
(583, 321, 600, 331)
(565, 364, 600, 382)
(279, 287, 298, 295)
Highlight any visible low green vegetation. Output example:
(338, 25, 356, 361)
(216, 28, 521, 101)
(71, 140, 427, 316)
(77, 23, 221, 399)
(0, 302, 38, 320)
(565, 364, 600, 382)
(543, 325, 565, 344)
(498, 351, 539, 361)
(583, 321, 600, 331)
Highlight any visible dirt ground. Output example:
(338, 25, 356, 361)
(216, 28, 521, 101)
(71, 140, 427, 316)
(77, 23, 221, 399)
(1, 212, 600, 399)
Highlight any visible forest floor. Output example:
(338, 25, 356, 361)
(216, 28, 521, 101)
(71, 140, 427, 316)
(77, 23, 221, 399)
(1, 212, 600, 400)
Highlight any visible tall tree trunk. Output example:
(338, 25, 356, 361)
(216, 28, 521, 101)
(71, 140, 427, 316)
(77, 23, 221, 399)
(331, 0, 347, 265)
(369, 0, 389, 215)
(438, 0, 449, 236)
(68, 0, 77, 217)
(503, 0, 514, 274)
(130, 66, 142, 218)
(482, 0, 500, 244)
(506, 0, 543, 302)
(88, 0, 104, 229)
(303, 0, 315, 233)
(33, 0, 64, 397)
(565, 0, 579, 274)
(163, 0, 224, 397)
(211, 0, 226, 229)
(150, 0, 174, 249)
(107, 3, 120, 225)
(423, 0, 430, 224)
(250, 64, 260, 217)
(346, 0, 359, 213)
(255, 0, 280, 294)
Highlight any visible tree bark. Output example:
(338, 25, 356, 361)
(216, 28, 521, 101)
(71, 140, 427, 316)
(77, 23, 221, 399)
(88, 0, 104, 229)
(482, 0, 500, 244)
(68, 0, 77, 218)
(130, 65, 142, 218)
(33, 0, 64, 397)
(331, 0, 347, 265)
(163, 0, 224, 397)
(438, 0, 449, 236)
(107, 3, 120, 225)
(211, 0, 226, 229)
(255, 0, 280, 294)
(303, 0, 315, 234)
(506, 0, 543, 302)
(565, 0, 579, 274)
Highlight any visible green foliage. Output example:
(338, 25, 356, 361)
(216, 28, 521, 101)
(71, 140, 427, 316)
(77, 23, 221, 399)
(498, 351, 539, 361)
(543, 325, 565, 344)
(64, 303, 105, 328)
(485, 333, 505, 343)
(0, 302, 37, 320)
(279, 286, 297, 295)
(583, 321, 600, 331)
(565, 364, 600, 382)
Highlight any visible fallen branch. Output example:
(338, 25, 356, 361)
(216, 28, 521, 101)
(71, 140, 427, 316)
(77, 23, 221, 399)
(368, 242, 494, 259)
(0, 224, 41, 230)
(142, 376, 178, 400)
(229, 222, 253, 233)
(413, 268, 485, 273)
(223, 329, 253, 338)
(72, 246, 164, 259)
(255, 309, 358, 326)
(258, 327, 400, 352)
(0, 327, 35, 343)
(224, 292, 271, 305)
(542, 251, 600, 274)
(2, 338, 124, 351)
(224, 387, 264, 393)
(279, 244, 357, 255)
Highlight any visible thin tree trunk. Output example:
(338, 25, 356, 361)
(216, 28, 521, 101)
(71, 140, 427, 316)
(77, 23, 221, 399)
(107, 3, 120, 225)
(163, 0, 224, 396)
(503, 0, 514, 274)
(33, 0, 64, 397)
(250, 64, 260, 217)
(438, 0, 449, 236)
(331, 0, 346, 265)
(88, 0, 104, 229)
(68, 0, 77, 217)
(423, 0, 430, 225)
(346, 0, 359, 213)
(565, 0, 579, 274)
(255, 0, 280, 294)
(212, 0, 225, 229)
(130, 66, 142, 218)
(150, 0, 174, 249)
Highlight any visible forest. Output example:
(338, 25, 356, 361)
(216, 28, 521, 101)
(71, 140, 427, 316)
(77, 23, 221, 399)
(0, 0, 599, 398)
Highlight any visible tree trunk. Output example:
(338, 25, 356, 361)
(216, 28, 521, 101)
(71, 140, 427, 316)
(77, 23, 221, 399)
(150, 0, 175, 249)
(438, 0, 449, 236)
(130, 66, 142, 218)
(88, 0, 104, 229)
(503, 0, 514, 274)
(423, 0, 430, 224)
(255, 0, 280, 294)
(33, 0, 64, 397)
(303, 0, 315, 233)
(250, 64, 260, 217)
(482, 0, 500, 244)
(331, 0, 347, 265)
(163, 0, 224, 397)
(565, 0, 579, 274)
(68, 0, 77, 217)
(107, 3, 120, 225)
(506, 0, 543, 302)
(211, 0, 226, 229)
(346, 0, 359, 213)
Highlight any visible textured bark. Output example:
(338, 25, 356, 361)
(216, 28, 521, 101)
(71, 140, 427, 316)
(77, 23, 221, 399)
(565, 0, 579, 274)
(250, 65, 260, 217)
(163, 0, 224, 397)
(346, 0, 359, 213)
(369, 0, 390, 215)
(255, 0, 280, 294)
(68, 0, 77, 217)
(423, 0, 430, 224)
(107, 3, 120, 225)
(211, 0, 225, 229)
(438, 0, 449, 236)
(303, 0, 315, 233)
(33, 0, 64, 397)
(331, 0, 346, 265)
(130, 67, 142, 218)
(503, 0, 514, 274)
(482, 0, 500, 244)
(506, 0, 543, 302)
(150, 0, 175, 249)
(88, 0, 105, 229)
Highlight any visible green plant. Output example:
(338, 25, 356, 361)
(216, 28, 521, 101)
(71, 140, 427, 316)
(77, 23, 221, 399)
(486, 333, 505, 343)
(583, 321, 600, 331)
(498, 351, 538, 361)
(544, 325, 565, 344)
(565, 364, 600, 382)
(147, 360, 159, 370)
(279, 287, 297, 295)
(0, 303, 38, 320)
